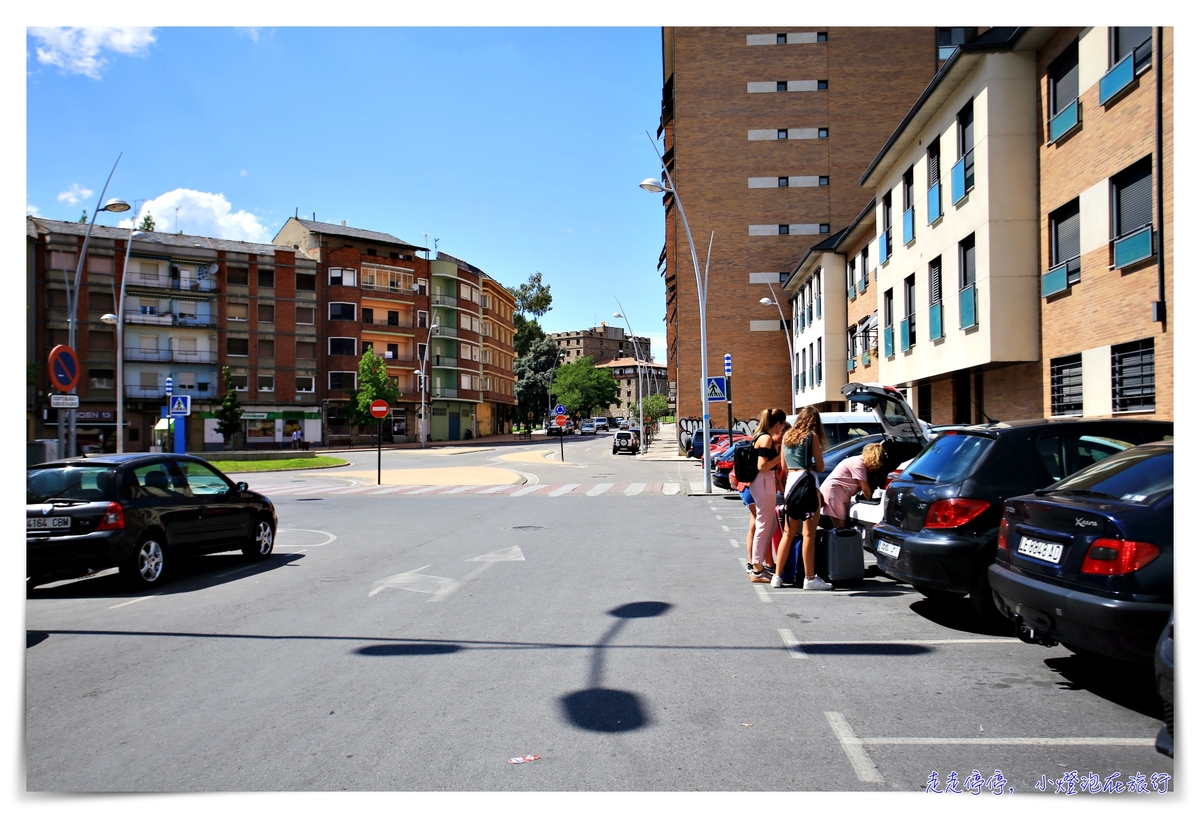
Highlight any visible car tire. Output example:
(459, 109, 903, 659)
(124, 534, 167, 587)
(912, 584, 965, 601)
(243, 517, 275, 560)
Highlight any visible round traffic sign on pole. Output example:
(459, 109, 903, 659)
(369, 399, 390, 419)
(47, 345, 81, 392)
(554, 415, 568, 427)
(554, 404, 566, 416)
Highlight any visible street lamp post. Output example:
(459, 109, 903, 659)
(640, 149, 714, 492)
(63, 158, 129, 457)
(101, 226, 146, 453)
(612, 305, 646, 449)
(760, 280, 797, 413)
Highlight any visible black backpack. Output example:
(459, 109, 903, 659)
(733, 442, 760, 483)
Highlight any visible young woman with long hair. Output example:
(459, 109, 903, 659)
(820, 442, 887, 528)
(747, 407, 787, 583)
(776, 406, 831, 589)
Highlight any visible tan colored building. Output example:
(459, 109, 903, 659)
(597, 357, 669, 419)
(479, 276, 519, 435)
(551, 323, 650, 366)
(658, 27, 943, 421)
(1036, 27, 1172, 420)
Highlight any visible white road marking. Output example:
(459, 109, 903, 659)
(442, 485, 477, 494)
(721, 525, 730, 531)
(825, 712, 885, 784)
(549, 484, 580, 496)
(404, 486, 444, 495)
(468, 546, 525, 562)
(108, 595, 154, 609)
(756, 586, 773, 603)
(859, 737, 1156, 746)
(777, 628, 805, 658)
(729, 539, 740, 548)
(275, 529, 338, 548)
(690, 482, 706, 493)
(662, 483, 680, 495)
(476, 485, 512, 494)
(510, 484, 545, 497)
(714, 515, 723, 520)
(624, 483, 646, 495)
(586, 483, 614, 496)
(369, 566, 456, 597)
(213, 566, 253, 578)
(799, 638, 1011, 647)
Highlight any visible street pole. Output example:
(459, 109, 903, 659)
(641, 140, 713, 492)
(104, 224, 145, 453)
(613, 301, 646, 453)
(725, 353, 733, 437)
(377, 417, 382, 485)
(764, 281, 797, 413)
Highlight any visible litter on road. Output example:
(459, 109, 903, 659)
(508, 755, 541, 764)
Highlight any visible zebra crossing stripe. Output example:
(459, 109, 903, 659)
(510, 484, 546, 497)
(625, 483, 646, 495)
(405, 486, 444, 494)
(662, 483, 680, 495)
(586, 483, 614, 496)
(441, 485, 478, 494)
(549, 484, 580, 496)
(476, 484, 514, 494)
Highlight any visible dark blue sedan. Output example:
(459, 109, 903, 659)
(989, 439, 1172, 664)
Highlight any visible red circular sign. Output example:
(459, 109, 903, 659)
(48, 344, 81, 392)
(369, 399, 390, 419)
(554, 415, 568, 427)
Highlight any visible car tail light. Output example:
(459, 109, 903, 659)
(997, 517, 1009, 551)
(884, 469, 903, 489)
(96, 502, 125, 531)
(924, 498, 990, 529)
(1080, 538, 1160, 575)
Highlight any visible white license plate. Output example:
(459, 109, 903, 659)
(1017, 535, 1064, 564)
(877, 541, 901, 558)
(27, 516, 71, 531)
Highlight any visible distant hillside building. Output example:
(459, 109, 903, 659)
(597, 357, 669, 418)
(551, 322, 652, 366)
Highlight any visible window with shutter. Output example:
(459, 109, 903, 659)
(1049, 42, 1079, 115)
(1112, 158, 1153, 237)
(959, 235, 976, 288)
(929, 257, 942, 304)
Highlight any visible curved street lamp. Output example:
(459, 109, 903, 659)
(612, 307, 646, 446)
(101, 225, 146, 453)
(760, 283, 798, 413)
(639, 147, 715, 492)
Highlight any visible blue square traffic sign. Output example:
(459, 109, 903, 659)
(706, 377, 727, 402)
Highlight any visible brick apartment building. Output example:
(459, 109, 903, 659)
(596, 357, 669, 419)
(29, 217, 321, 452)
(657, 26, 942, 421)
(480, 274, 519, 435)
(551, 323, 652, 367)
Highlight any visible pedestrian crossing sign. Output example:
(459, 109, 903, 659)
(706, 377, 727, 402)
(169, 395, 192, 416)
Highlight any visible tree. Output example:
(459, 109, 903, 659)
(641, 393, 670, 421)
(78, 210, 87, 224)
(346, 348, 402, 429)
(514, 336, 560, 425)
(138, 212, 156, 231)
(514, 271, 553, 318)
(215, 367, 244, 447)
(513, 313, 547, 358)
(551, 356, 619, 418)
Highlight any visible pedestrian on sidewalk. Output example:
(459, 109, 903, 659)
(291, 427, 302, 450)
(748, 407, 787, 583)
(776, 407, 830, 590)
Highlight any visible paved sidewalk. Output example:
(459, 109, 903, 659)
(638, 422, 691, 461)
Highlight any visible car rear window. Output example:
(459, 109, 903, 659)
(27, 465, 119, 504)
(1047, 446, 1173, 505)
(902, 433, 993, 484)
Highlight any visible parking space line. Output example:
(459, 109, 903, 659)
(721, 525, 730, 531)
(860, 737, 1155, 746)
(825, 712, 885, 783)
(755, 586, 773, 603)
(799, 638, 1011, 647)
(777, 628, 805, 658)
(108, 595, 154, 609)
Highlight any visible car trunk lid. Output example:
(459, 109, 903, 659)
(841, 382, 933, 445)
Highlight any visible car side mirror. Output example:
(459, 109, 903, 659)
(236, 481, 249, 493)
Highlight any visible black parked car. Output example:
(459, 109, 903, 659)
(989, 440, 1172, 664)
(1155, 613, 1174, 758)
(27, 454, 277, 589)
(871, 419, 1171, 619)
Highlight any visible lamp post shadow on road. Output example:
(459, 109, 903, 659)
(558, 600, 671, 733)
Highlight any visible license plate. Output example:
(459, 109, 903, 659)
(877, 540, 901, 558)
(27, 516, 71, 531)
(1017, 535, 1064, 564)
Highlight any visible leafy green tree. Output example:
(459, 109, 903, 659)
(138, 212, 156, 231)
(514, 336, 560, 425)
(641, 393, 670, 421)
(346, 348, 402, 429)
(78, 210, 87, 224)
(215, 367, 244, 447)
(551, 356, 618, 418)
(513, 313, 547, 358)
(514, 271, 553, 318)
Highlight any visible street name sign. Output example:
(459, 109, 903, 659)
(50, 394, 80, 408)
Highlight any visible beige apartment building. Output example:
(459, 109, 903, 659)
(551, 323, 651, 366)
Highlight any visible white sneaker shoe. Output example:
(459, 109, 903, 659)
(770, 574, 782, 588)
(803, 576, 833, 591)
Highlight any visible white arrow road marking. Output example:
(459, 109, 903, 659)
(468, 546, 525, 562)
(369, 566, 457, 597)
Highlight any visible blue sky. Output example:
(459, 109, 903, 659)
(25, 26, 669, 360)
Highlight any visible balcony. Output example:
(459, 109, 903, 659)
(878, 230, 891, 264)
(928, 181, 942, 223)
(126, 275, 218, 293)
(1112, 226, 1155, 269)
(383, 352, 415, 363)
(806, 304, 813, 324)
(431, 387, 458, 399)
(1098, 40, 1152, 106)
(124, 384, 215, 399)
(899, 317, 913, 352)
(951, 150, 974, 205)
(846, 357, 856, 373)
(364, 316, 415, 329)
(124, 312, 215, 328)
(800, 372, 806, 391)
(902, 207, 915, 244)
(815, 295, 821, 318)
(431, 325, 458, 339)
(860, 351, 870, 368)
(173, 314, 217, 328)
(1048, 99, 1081, 143)
(1041, 257, 1081, 297)
(848, 284, 857, 301)
(432, 355, 459, 368)
(883, 326, 894, 357)
(959, 284, 977, 329)
(125, 312, 173, 326)
(859, 276, 869, 295)
(431, 294, 457, 308)
(929, 303, 944, 340)
(124, 347, 172, 362)
(815, 362, 821, 384)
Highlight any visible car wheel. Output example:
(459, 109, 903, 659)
(912, 584, 965, 601)
(125, 535, 166, 587)
(243, 517, 275, 560)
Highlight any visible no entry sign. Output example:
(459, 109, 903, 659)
(370, 399, 389, 419)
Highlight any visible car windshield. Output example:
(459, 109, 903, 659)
(1047, 446, 1173, 505)
(901, 433, 993, 484)
(27, 465, 119, 504)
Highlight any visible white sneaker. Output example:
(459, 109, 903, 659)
(770, 574, 782, 588)
(803, 576, 833, 591)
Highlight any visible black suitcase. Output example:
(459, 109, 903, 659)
(816, 527, 865, 585)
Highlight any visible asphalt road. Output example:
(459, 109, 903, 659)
(25, 432, 1173, 793)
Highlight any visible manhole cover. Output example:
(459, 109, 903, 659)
(511, 525, 545, 531)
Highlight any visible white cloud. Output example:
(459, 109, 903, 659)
(240, 170, 248, 177)
(27, 204, 41, 216)
(30, 27, 155, 80)
(236, 28, 269, 43)
(118, 189, 270, 243)
(57, 183, 93, 206)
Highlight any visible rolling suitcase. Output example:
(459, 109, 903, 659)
(816, 526, 865, 585)
(773, 505, 802, 585)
